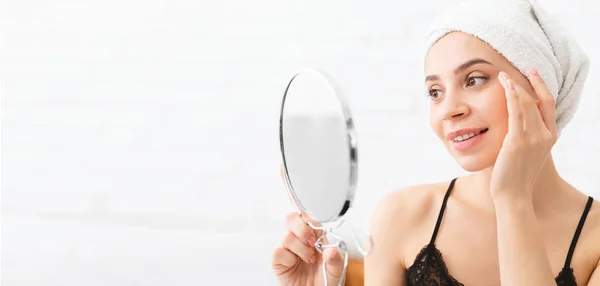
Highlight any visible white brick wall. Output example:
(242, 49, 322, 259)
(1, 0, 599, 285)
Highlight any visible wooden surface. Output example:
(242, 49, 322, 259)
(345, 259, 364, 286)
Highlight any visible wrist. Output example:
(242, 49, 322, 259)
(491, 189, 534, 213)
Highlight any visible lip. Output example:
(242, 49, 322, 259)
(449, 128, 488, 151)
(446, 128, 488, 140)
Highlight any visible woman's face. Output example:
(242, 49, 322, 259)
(424, 32, 536, 172)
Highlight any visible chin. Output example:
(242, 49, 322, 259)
(455, 156, 496, 172)
(446, 145, 499, 173)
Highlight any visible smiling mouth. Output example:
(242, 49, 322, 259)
(451, 128, 489, 142)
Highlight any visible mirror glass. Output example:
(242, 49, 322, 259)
(279, 68, 357, 223)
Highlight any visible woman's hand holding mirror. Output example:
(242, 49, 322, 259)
(272, 167, 346, 286)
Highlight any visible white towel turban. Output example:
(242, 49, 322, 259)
(422, 0, 590, 134)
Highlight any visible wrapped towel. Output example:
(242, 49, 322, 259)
(422, 0, 590, 134)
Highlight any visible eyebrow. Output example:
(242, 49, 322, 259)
(425, 58, 493, 82)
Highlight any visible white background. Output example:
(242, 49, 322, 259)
(2, 0, 599, 285)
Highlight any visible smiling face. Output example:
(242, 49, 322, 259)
(424, 32, 536, 172)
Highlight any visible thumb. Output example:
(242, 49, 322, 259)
(323, 248, 345, 279)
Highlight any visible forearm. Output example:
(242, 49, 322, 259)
(494, 195, 555, 286)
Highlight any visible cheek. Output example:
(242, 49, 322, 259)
(429, 107, 444, 138)
(490, 91, 509, 124)
(477, 87, 510, 129)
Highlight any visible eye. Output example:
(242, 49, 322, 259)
(428, 88, 443, 99)
(466, 76, 488, 87)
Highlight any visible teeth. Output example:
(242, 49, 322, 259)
(453, 131, 482, 142)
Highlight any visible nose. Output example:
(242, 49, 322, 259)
(441, 90, 470, 121)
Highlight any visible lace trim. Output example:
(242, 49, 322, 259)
(406, 245, 578, 286)
(406, 244, 464, 286)
(555, 267, 577, 286)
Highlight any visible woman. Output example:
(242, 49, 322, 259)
(271, 0, 599, 285)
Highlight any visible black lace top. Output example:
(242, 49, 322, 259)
(406, 178, 594, 286)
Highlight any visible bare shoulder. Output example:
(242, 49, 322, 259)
(583, 197, 600, 251)
(576, 196, 600, 248)
(584, 197, 600, 232)
(370, 180, 451, 226)
(580, 197, 600, 282)
(368, 179, 456, 263)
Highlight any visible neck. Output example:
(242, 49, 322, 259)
(463, 155, 572, 216)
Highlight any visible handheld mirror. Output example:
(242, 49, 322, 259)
(278, 68, 373, 286)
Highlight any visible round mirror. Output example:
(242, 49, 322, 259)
(278, 68, 358, 223)
(278, 68, 372, 286)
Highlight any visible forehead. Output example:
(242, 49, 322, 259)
(424, 32, 502, 75)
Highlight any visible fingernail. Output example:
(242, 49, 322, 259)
(530, 67, 539, 76)
(507, 79, 515, 90)
(498, 76, 507, 88)
(308, 236, 316, 246)
(498, 72, 510, 89)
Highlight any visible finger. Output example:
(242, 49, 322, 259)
(272, 247, 299, 269)
(513, 82, 545, 132)
(323, 248, 345, 279)
(528, 68, 557, 135)
(301, 215, 326, 237)
(293, 210, 326, 239)
(499, 72, 524, 134)
(282, 232, 317, 264)
(286, 212, 318, 246)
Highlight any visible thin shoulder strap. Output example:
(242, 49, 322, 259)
(563, 196, 594, 269)
(430, 178, 458, 245)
